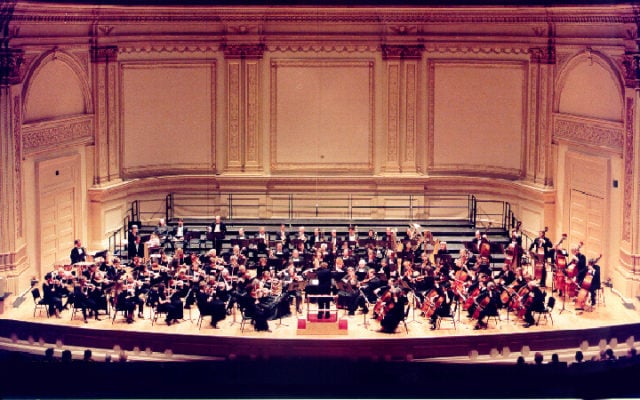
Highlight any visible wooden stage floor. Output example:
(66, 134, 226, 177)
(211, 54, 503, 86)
(1, 286, 640, 363)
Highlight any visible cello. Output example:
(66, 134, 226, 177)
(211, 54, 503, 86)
(421, 288, 444, 318)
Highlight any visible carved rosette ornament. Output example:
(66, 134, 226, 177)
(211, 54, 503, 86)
(381, 45, 424, 60)
(221, 44, 265, 60)
(0, 48, 25, 85)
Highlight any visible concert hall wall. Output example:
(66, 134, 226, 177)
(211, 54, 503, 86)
(1, 2, 640, 304)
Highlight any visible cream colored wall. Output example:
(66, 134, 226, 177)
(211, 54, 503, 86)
(5, 3, 640, 307)
(431, 61, 525, 177)
(120, 61, 216, 177)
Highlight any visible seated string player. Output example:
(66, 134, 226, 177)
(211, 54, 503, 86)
(473, 282, 501, 330)
(522, 280, 546, 328)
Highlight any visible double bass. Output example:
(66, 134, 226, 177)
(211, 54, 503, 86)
(575, 254, 601, 310)
(553, 233, 568, 292)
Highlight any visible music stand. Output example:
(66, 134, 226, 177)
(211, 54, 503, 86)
(288, 280, 306, 316)
(357, 286, 371, 330)
(404, 290, 422, 326)
(558, 276, 573, 315)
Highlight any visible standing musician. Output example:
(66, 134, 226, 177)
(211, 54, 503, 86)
(522, 280, 546, 328)
(210, 215, 227, 256)
(277, 224, 290, 249)
(529, 229, 553, 287)
(585, 258, 601, 308)
(473, 282, 501, 330)
(70, 239, 87, 265)
(571, 244, 588, 286)
(254, 226, 269, 255)
(505, 225, 524, 268)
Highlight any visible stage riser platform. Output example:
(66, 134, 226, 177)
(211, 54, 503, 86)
(1, 319, 637, 361)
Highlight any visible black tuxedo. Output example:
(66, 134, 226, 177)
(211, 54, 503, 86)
(70, 247, 86, 265)
(210, 221, 227, 254)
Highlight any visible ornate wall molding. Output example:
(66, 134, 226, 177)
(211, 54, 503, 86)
(552, 113, 624, 154)
(619, 53, 640, 89)
(119, 44, 219, 54)
(10, 5, 638, 25)
(623, 97, 634, 242)
(0, 48, 25, 85)
(529, 46, 556, 65)
(91, 45, 118, 63)
(404, 62, 417, 167)
(423, 45, 529, 55)
(22, 49, 94, 120)
(13, 96, 23, 238)
(381, 45, 424, 60)
(386, 62, 400, 170)
(227, 61, 242, 170)
(221, 44, 265, 59)
(267, 44, 377, 54)
(22, 115, 94, 154)
(244, 60, 260, 170)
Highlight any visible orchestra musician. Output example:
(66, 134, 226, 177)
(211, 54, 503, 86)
(338, 266, 367, 315)
(428, 276, 456, 330)
(127, 225, 141, 260)
(114, 280, 137, 323)
(310, 227, 324, 249)
(210, 215, 227, 256)
(580, 258, 602, 309)
(571, 244, 588, 286)
(278, 262, 304, 313)
(529, 229, 553, 287)
(277, 224, 290, 248)
(496, 262, 516, 287)
(474, 282, 501, 330)
(522, 280, 546, 328)
(196, 281, 227, 328)
(42, 273, 63, 318)
(255, 226, 269, 255)
(378, 284, 407, 334)
(360, 268, 384, 305)
(70, 239, 87, 265)
(156, 283, 183, 326)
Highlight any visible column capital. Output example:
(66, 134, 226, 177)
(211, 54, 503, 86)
(381, 44, 424, 60)
(221, 44, 265, 60)
(0, 48, 25, 85)
(91, 45, 118, 63)
(621, 53, 640, 89)
(529, 46, 556, 65)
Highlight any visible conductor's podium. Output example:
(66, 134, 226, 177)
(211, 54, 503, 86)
(297, 295, 348, 335)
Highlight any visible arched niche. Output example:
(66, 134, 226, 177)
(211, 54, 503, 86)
(22, 50, 92, 123)
(556, 50, 623, 122)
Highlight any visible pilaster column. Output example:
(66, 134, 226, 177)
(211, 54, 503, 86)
(528, 45, 555, 186)
(381, 45, 423, 174)
(620, 51, 640, 296)
(222, 44, 264, 173)
(91, 45, 119, 184)
(0, 47, 26, 287)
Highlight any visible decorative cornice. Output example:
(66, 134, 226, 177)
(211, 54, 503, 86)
(221, 44, 265, 59)
(9, 6, 640, 25)
(381, 44, 424, 60)
(91, 45, 118, 63)
(423, 45, 529, 55)
(22, 115, 94, 153)
(267, 44, 376, 53)
(0, 48, 25, 85)
(119, 44, 219, 54)
(552, 113, 624, 154)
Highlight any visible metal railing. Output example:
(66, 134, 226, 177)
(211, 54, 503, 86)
(109, 193, 523, 253)
(165, 192, 476, 223)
